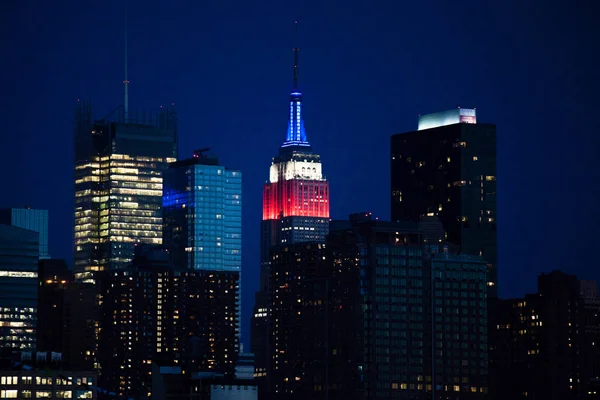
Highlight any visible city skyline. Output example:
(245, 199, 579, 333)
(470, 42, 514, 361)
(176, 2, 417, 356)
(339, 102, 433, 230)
(1, 0, 599, 350)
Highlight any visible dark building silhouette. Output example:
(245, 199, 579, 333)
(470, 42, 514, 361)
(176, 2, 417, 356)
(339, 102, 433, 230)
(580, 280, 600, 397)
(491, 271, 600, 400)
(251, 32, 330, 393)
(391, 108, 497, 297)
(63, 282, 97, 371)
(151, 351, 258, 399)
(98, 246, 239, 398)
(0, 224, 39, 351)
(36, 259, 72, 354)
(267, 213, 489, 400)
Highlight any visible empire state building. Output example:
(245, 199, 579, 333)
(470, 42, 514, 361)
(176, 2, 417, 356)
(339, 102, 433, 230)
(251, 27, 330, 388)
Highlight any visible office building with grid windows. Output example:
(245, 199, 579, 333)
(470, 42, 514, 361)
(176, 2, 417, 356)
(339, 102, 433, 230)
(73, 103, 177, 280)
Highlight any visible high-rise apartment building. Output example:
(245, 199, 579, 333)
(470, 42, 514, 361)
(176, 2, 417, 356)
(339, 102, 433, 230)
(163, 149, 242, 339)
(0, 207, 49, 259)
(431, 253, 489, 398)
(0, 224, 39, 351)
(269, 214, 428, 400)
(98, 246, 239, 398)
(268, 241, 362, 400)
(73, 103, 177, 279)
(268, 214, 490, 400)
(251, 32, 330, 389)
(391, 108, 497, 296)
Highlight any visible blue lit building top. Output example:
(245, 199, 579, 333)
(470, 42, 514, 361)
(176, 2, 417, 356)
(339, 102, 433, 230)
(281, 91, 311, 149)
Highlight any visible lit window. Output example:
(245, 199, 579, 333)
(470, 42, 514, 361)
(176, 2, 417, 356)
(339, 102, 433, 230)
(473, 156, 478, 161)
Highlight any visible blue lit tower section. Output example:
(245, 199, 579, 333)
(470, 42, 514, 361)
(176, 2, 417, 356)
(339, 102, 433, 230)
(163, 149, 242, 341)
(282, 91, 309, 148)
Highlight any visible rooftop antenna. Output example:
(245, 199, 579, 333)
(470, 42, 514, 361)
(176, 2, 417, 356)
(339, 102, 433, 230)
(293, 21, 299, 90)
(123, 0, 129, 122)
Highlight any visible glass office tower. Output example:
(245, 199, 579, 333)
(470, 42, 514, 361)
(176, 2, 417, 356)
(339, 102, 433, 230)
(163, 149, 242, 339)
(0, 224, 39, 350)
(73, 102, 177, 279)
(0, 208, 49, 259)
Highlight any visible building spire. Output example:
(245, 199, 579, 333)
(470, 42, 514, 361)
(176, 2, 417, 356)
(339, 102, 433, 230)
(293, 21, 299, 90)
(123, 0, 129, 122)
(282, 21, 310, 149)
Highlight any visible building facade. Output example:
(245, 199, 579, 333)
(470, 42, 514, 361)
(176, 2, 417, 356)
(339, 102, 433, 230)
(0, 352, 97, 399)
(268, 215, 428, 400)
(98, 246, 239, 398)
(431, 253, 489, 398)
(163, 149, 242, 339)
(251, 41, 330, 391)
(0, 208, 49, 259)
(267, 214, 490, 400)
(73, 102, 177, 279)
(390, 108, 497, 296)
(0, 224, 39, 351)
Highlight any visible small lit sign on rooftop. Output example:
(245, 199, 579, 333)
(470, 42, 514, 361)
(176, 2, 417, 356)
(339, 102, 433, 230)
(417, 108, 477, 131)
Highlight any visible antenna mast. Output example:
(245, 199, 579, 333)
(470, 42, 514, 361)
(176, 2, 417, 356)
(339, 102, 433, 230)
(123, 1, 129, 122)
(293, 21, 299, 90)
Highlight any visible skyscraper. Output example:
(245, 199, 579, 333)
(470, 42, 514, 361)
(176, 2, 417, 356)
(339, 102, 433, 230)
(163, 149, 242, 343)
(162, 149, 242, 275)
(251, 26, 330, 388)
(0, 207, 49, 259)
(98, 246, 239, 397)
(73, 102, 177, 280)
(390, 108, 497, 296)
(0, 224, 39, 351)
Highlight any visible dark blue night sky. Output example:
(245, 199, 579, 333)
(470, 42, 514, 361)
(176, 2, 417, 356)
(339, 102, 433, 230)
(1, 0, 599, 347)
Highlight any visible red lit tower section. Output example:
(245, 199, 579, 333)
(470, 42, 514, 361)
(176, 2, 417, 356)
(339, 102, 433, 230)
(263, 170, 329, 220)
